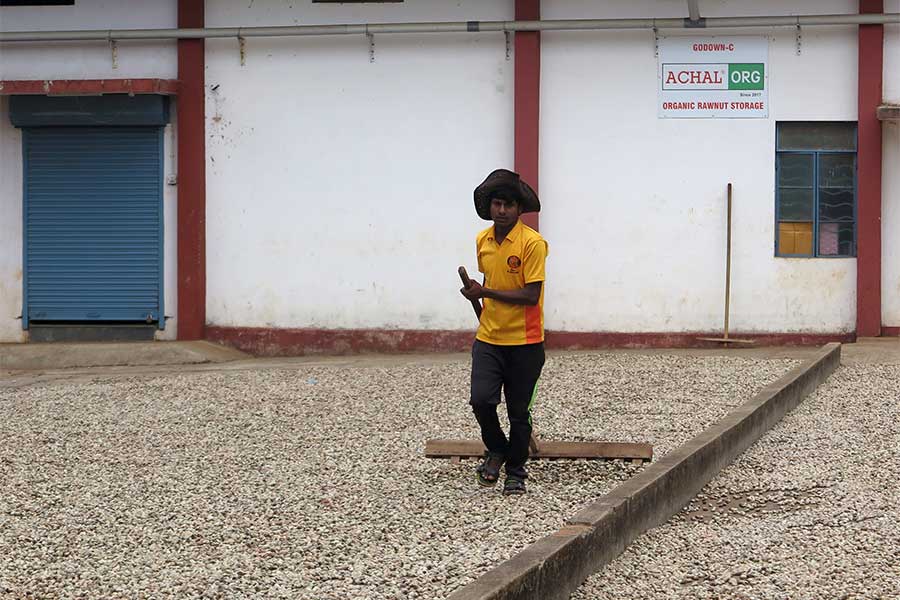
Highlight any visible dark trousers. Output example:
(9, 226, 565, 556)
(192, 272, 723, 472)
(470, 340, 545, 479)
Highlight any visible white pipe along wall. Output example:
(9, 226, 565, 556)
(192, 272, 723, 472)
(3, 12, 900, 40)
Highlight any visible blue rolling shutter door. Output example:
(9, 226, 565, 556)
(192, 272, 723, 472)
(24, 127, 163, 325)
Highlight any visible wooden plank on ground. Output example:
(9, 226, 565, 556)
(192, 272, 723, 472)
(425, 439, 653, 461)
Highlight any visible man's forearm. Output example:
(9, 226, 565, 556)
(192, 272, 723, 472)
(482, 285, 540, 306)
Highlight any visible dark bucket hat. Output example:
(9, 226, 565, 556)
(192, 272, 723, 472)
(473, 168, 541, 221)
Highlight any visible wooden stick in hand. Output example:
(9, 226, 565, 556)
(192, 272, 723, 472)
(458, 266, 483, 320)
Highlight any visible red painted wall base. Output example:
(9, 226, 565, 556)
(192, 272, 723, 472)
(206, 327, 475, 356)
(0, 79, 179, 96)
(881, 327, 900, 337)
(206, 326, 855, 357)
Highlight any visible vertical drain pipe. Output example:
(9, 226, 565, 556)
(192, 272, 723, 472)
(687, 0, 702, 23)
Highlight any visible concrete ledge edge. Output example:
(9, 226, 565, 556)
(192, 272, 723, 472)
(446, 343, 841, 600)
(206, 326, 853, 356)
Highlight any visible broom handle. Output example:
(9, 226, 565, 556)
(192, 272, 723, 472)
(724, 183, 732, 340)
(458, 267, 483, 320)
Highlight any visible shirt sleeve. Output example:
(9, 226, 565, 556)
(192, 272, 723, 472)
(476, 238, 485, 274)
(523, 237, 548, 284)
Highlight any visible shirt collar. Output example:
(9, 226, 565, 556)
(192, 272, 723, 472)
(491, 219, 522, 244)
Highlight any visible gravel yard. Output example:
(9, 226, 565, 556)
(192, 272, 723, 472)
(573, 363, 900, 600)
(0, 352, 798, 600)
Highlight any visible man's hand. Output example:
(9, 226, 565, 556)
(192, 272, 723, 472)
(460, 279, 484, 300)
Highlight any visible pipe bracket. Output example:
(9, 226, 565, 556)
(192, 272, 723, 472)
(109, 38, 118, 70)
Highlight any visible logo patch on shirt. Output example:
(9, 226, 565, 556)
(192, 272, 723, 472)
(507, 255, 522, 273)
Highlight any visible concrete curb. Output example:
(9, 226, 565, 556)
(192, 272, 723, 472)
(447, 343, 842, 600)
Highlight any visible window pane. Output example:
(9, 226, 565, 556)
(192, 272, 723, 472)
(777, 153, 814, 187)
(819, 189, 855, 222)
(818, 153, 855, 188)
(778, 188, 814, 221)
(778, 221, 813, 255)
(778, 122, 857, 151)
(818, 222, 855, 256)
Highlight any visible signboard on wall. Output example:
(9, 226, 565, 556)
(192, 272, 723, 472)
(658, 36, 769, 118)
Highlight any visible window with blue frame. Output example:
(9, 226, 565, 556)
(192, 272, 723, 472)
(776, 122, 857, 257)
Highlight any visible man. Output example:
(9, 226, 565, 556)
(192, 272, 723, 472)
(460, 168, 548, 495)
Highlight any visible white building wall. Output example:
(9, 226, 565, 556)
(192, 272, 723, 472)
(882, 1, 900, 326)
(540, 0, 859, 334)
(885, 121, 900, 327)
(0, 0, 179, 342)
(881, 0, 900, 327)
(2, 0, 894, 339)
(204, 0, 515, 330)
(0, 97, 24, 342)
(160, 113, 178, 341)
(0, 0, 177, 80)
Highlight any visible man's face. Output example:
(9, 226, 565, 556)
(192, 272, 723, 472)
(490, 197, 523, 229)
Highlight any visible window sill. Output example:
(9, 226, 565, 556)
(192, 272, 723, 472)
(775, 254, 856, 259)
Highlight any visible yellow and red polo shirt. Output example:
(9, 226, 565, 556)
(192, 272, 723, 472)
(475, 220, 548, 346)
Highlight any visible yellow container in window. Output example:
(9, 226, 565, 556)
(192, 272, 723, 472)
(779, 222, 813, 255)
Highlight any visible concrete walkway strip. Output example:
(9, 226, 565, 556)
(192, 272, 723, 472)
(0, 340, 248, 372)
(447, 343, 842, 600)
